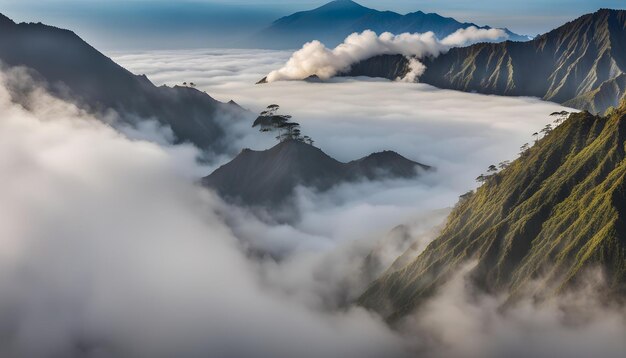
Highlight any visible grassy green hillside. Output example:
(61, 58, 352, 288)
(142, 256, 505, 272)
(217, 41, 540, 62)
(359, 99, 626, 321)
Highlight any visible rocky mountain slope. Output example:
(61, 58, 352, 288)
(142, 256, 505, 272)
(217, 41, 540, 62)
(0, 13, 246, 155)
(250, 0, 526, 49)
(203, 140, 429, 207)
(347, 9, 626, 115)
(359, 99, 626, 321)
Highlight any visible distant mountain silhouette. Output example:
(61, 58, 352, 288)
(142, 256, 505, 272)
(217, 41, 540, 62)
(248, 0, 528, 49)
(202, 140, 430, 208)
(345, 9, 626, 114)
(0, 14, 247, 155)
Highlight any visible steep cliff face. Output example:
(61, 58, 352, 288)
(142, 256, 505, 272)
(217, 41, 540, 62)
(360, 100, 626, 321)
(345, 9, 626, 114)
(418, 9, 626, 114)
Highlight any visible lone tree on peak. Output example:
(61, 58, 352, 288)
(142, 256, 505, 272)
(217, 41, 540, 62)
(252, 104, 314, 144)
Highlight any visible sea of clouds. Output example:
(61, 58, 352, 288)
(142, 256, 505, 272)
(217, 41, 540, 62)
(0, 41, 622, 358)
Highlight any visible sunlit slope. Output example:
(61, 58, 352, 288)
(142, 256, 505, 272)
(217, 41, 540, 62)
(360, 100, 626, 321)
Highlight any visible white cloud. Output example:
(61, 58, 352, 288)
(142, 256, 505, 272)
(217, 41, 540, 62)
(2, 45, 617, 358)
(0, 67, 407, 358)
(263, 27, 508, 82)
(108, 48, 626, 358)
(112, 47, 572, 264)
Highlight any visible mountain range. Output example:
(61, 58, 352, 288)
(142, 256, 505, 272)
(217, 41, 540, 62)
(344, 9, 626, 115)
(248, 0, 528, 49)
(359, 98, 626, 321)
(202, 139, 429, 209)
(0, 13, 246, 156)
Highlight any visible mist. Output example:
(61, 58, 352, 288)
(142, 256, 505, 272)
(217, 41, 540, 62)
(112, 48, 626, 357)
(1, 42, 624, 358)
(0, 66, 412, 358)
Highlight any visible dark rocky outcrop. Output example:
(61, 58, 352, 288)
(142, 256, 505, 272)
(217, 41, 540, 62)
(203, 140, 430, 207)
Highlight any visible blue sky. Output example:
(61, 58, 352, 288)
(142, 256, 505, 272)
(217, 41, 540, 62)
(0, 0, 623, 50)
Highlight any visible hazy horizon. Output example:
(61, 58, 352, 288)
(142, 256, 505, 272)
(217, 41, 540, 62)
(1, 0, 624, 50)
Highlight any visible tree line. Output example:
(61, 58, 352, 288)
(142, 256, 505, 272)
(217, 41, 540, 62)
(475, 110, 570, 185)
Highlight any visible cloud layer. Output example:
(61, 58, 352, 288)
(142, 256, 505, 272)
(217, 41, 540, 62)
(113, 47, 571, 257)
(263, 27, 508, 82)
(0, 67, 410, 358)
(111, 48, 625, 358)
(1, 46, 620, 358)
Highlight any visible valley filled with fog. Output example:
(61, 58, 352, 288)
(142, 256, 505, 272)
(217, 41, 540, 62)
(89, 50, 624, 357)
(2, 0, 626, 356)
(0, 44, 623, 358)
(113, 49, 567, 247)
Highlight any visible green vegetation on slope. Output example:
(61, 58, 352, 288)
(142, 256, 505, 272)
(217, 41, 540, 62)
(359, 100, 626, 321)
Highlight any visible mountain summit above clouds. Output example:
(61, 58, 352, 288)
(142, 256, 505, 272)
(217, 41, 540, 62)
(420, 8, 626, 115)
(0, 14, 247, 155)
(346, 9, 626, 115)
(248, 0, 528, 49)
(202, 139, 430, 209)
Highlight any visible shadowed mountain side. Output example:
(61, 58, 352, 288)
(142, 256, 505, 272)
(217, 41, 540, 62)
(359, 99, 626, 322)
(0, 14, 247, 155)
(336, 54, 410, 81)
(344, 54, 411, 80)
(248, 0, 527, 49)
(345, 9, 626, 114)
(202, 140, 430, 208)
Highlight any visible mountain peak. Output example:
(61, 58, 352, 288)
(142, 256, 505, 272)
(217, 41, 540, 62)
(253, 1, 527, 49)
(0, 13, 15, 28)
(0, 16, 247, 153)
(396, 8, 626, 115)
(320, 0, 365, 10)
(203, 140, 428, 208)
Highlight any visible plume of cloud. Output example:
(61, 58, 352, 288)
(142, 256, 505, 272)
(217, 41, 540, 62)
(265, 27, 507, 83)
